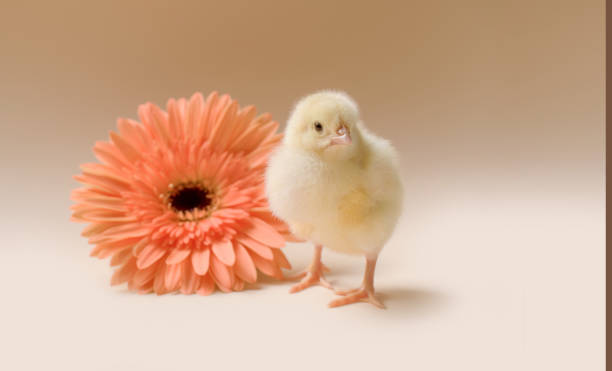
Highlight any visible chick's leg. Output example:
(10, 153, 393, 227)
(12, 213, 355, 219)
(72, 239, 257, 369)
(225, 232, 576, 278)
(288, 244, 333, 293)
(329, 255, 385, 309)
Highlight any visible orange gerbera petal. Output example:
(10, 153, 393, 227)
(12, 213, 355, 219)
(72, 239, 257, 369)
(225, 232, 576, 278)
(243, 217, 286, 248)
(212, 240, 235, 266)
(111, 258, 137, 286)
(166, 248, 191, 265)
(132, 261, 160, 287)
(164, 262, 183, 291)
(272, 249, 292, 270)
(110, 247, 133, 267)
(180, 263, 199, 294)
(136, 243, 167, 269)
(234, 243, 257, 283)
(236, 236, 273, 260)
(210, 255, 234, 291)
(191, 248, 210, 275)
(249, 251, 283, 280)
(197, 274, 215, 296)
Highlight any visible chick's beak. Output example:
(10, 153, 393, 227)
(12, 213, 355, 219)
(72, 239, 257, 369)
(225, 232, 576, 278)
(330, 125, 352, 146)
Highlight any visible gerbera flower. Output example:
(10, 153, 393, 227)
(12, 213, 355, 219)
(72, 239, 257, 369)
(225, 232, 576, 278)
(71, 92, 293, 295)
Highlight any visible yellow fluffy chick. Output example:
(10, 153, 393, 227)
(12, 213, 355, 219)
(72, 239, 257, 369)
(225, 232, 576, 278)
(265, 91, 403, 308)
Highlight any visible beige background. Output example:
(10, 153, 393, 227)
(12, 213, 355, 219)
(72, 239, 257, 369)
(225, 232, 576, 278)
(0, 1, 604, 370)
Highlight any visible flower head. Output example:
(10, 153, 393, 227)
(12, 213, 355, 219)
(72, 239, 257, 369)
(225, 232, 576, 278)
(71, 92, 293, 294)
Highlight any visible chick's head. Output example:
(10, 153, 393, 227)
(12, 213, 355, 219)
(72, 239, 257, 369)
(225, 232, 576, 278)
(284, 90, 361, 161)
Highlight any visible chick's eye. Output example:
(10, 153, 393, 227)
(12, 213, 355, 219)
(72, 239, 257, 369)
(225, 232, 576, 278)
(314, 121, 323, 132)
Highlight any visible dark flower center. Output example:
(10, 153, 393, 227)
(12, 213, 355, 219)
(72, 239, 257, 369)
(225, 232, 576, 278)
(169, 186, 212, 212)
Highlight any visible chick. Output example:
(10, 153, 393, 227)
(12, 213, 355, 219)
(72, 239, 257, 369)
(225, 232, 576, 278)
(265, 91, 403, 308)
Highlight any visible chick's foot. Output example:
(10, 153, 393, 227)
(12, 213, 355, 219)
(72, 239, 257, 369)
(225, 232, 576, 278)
(288, 268, 332, 293)
(328, 256, 385, 309)
(329, 287, 385, 309)
(288, 245, 333, 293)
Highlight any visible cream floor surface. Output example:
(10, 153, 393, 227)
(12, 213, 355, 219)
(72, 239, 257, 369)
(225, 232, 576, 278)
(0, 170, 604, 371)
